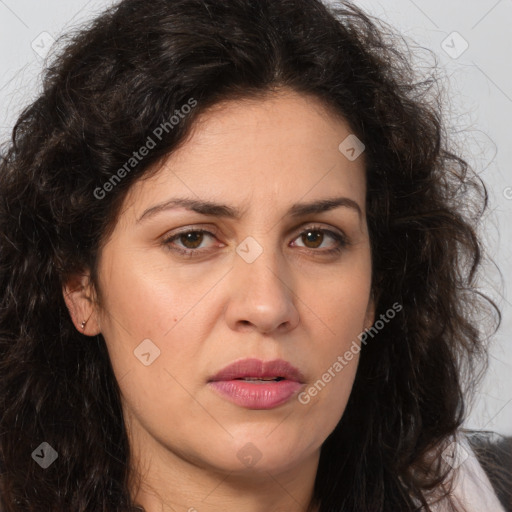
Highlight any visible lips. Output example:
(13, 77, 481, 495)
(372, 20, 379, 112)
(208, 358, 305, 383)
(207, 358, 306, 409)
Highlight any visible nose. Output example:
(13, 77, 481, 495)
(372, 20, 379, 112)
(224, 239, 300, 335)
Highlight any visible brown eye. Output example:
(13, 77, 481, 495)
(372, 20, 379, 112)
(301, 230, 324, 249)
(162, 229, 218, 256)
(292, 226, 348, 254)
(178, 231, 205, 249)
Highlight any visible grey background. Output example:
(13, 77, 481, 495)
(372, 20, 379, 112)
(0, 0, 511, 435)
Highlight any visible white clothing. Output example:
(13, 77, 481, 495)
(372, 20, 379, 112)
(420, 433, 506, 512)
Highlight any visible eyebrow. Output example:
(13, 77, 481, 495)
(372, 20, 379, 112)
(137, 196, 362, 223)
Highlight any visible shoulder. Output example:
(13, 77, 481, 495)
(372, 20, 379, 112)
(414, 430, 512, 512)
(466, 430, 512, 512)
(423, 430, 512, 512)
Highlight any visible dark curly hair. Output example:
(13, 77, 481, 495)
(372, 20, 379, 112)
(0, 0, 504, 510)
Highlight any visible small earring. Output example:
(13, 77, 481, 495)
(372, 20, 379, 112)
(81, 320, 87, 330)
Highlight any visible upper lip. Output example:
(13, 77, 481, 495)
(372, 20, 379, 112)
(208, 358, 305, 383)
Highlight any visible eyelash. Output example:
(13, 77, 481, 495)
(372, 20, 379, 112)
(161, 225, 348, 258)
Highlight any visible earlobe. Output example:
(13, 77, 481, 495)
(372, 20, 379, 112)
(62, 272, 101, 336)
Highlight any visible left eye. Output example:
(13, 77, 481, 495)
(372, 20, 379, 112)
(162, 227, 348, 257)
(292, 228, 347, 251)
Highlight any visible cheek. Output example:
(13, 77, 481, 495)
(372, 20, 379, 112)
(99, 263, 175, 333)
(295, 349, 359, 451)
(97, 246, 211, 348)
(295, 261, 371, 420)
(96, 251, 221, 401)
(303, 259, 372, 338)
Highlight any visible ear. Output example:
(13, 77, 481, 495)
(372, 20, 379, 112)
(62, 271, 101, 336)
(363, 292, 376, 331)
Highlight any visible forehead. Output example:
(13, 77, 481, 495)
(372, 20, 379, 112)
(121, 90, 367, 224)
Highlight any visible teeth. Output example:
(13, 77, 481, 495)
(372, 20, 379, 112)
(239, 377, 282, 381)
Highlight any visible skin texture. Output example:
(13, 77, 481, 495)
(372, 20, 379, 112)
(63, 90, 375, 512)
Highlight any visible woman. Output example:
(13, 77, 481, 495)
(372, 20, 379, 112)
(0, 0, 509, 510)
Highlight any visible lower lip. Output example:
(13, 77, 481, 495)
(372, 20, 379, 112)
(208, 379, 303, 409)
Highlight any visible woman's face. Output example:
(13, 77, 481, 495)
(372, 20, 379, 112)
(86, 91, 374, 479)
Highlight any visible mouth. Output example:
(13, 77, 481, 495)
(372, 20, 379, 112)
(208, 357, 305, 384)
(207, 358, 305, 409)
(233, 376, 285, 382)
